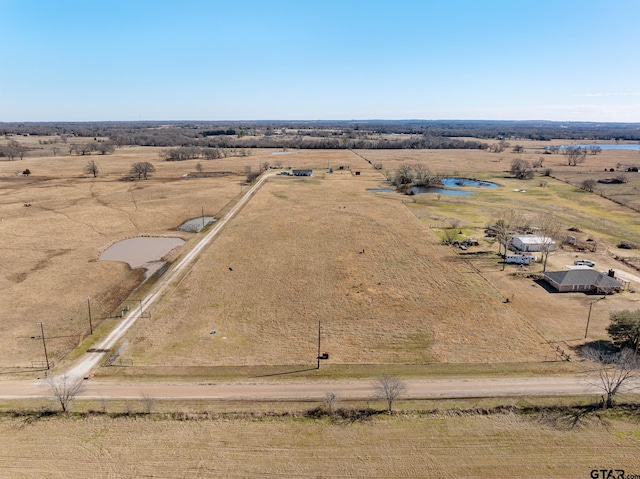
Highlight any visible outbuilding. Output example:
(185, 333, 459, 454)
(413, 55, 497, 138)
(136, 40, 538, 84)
(512, 234, 556, 252)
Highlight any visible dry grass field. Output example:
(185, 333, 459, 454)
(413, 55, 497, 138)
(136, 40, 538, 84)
(2, 140, 640, 375)
(0, 142, 265, 368)
(1, 409, 639, 478)
(3, 139, 640, 479)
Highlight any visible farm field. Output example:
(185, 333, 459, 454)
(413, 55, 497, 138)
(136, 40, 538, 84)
(1, 409, 639, 478)
(1, 141, 640, 377)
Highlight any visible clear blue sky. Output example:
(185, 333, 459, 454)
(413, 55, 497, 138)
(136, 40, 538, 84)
(1, 0, 639, 122)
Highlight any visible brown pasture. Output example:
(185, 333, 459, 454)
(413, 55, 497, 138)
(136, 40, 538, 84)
(1, 143, 640, 375)
(0, 410, 639, 478)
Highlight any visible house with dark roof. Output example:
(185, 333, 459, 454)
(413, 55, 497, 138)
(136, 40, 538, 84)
(543, 269, 623, 294)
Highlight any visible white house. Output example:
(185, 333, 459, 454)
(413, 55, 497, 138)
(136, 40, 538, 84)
(512, 234, 556, 252)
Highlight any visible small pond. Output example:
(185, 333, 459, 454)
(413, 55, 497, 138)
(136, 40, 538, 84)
(178, 216, 217, 233)
(99, 237, 186, 276)
(411, 186, 475, 196)
(441, 177, 499, 188)
(368, 177, 499, 196)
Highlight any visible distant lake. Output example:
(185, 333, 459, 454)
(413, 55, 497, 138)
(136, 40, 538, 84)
(552, 144, 640, 151)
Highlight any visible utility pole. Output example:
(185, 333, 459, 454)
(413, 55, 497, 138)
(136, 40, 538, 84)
(317, 320, 321, 369)
(585, 297, 605, 338)
(37, 322, 50, 369)
(87, 296, 93, 335)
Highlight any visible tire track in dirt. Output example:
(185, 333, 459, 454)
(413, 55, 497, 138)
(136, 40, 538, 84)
(89, 182, 139, 232)
(36, 202, 107, 237)
(125, 184, 141, 231)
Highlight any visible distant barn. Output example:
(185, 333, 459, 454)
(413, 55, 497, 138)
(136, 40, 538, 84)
(293, 169, 313, 176)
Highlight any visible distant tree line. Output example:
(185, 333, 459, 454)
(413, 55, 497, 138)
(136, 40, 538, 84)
(3, 120, 640, 148)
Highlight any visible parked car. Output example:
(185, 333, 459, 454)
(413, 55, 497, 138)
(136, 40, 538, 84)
(574, 260, 596, 267)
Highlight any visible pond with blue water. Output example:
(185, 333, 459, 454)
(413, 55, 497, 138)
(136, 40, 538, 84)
(368, 177, 499, 196)
(551, 144, 640, 151)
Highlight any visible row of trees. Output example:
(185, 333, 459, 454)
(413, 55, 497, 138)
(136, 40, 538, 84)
(159, 146, 251, 161)
(82, 160, 155, 180)
(69, 141, 116, 156)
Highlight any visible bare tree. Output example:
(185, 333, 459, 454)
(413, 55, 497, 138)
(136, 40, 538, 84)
(512, 144, 524, 153)
(84, 159, 99, 178)
(509, 159, 533, 179)
(140, 392, 155, 414)
(492, 209, 522, 266)
(582, 347, 639, 409)
(395, 163, 414, 185)
(588, 145, 602, 155)
(95, 141, 116, 155)
(374, 375, 407, 413)
(531, 157, 544, 168)
(195, 162, 203, 173)
(73, 142, 97, 156)
(323, 392, 338, 414)
(245, 165, 259, 182)
(535, 212, 563, 272)
(129, 162, 155, 180)
(48, 374, 84, 413)
(565, 147, 587, 166)
(412, 163, 431, 186)
(580, 179, 597, 192)
(3, 139, 26, 160)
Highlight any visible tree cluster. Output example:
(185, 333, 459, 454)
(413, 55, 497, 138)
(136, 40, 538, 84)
(393, 163, 441, 188)
(129, 162, 155, 180)
(159, 146, 250, 161)
(509, 159, 534, 179)
(69, 141, 116, 156)
(0, 139, 27, 160)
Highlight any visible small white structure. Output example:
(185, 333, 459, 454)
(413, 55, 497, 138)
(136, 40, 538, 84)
(512, 234, 556, 252)
(506, 253, 537, 265)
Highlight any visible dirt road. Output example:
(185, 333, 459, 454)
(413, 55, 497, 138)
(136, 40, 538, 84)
(65, 172, 277, 380)
(0, 375, 615, 401)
